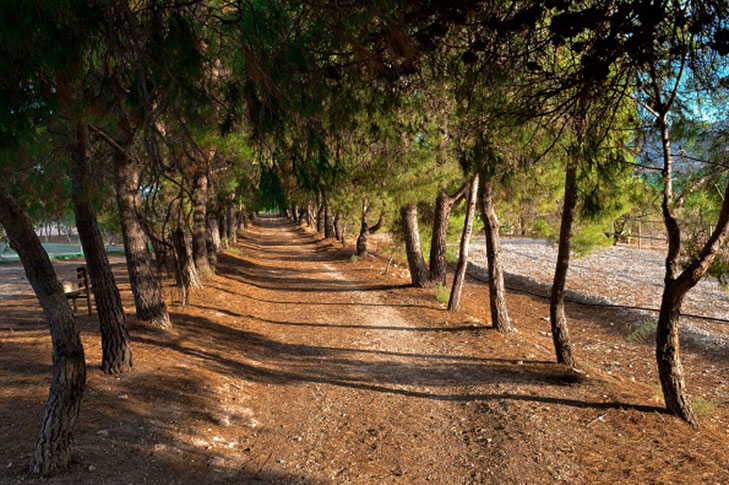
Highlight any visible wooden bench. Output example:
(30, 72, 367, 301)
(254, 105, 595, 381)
(64, 266, 92, 315)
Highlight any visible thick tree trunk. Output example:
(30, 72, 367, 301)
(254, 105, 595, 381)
(448, 176, 479, 312)
(324, 205, 335, 238)
(70, 122, 132, 373)
(400, 204, 431, 287)
(480, 175, 513, 333)
(191, 169, 211, 276)
(306, 204, 315, 227)
(206, 214, 221, 267)
(112, 133, 171, 329)
(549, 162, 578, 367)
(0, 187, 86, 476)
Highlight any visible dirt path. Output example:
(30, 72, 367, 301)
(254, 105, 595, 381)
(192, 218, 483, 482)
(3, 217, 729, 484)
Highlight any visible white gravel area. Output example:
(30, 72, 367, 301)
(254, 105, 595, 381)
(469, 236, 729, 352)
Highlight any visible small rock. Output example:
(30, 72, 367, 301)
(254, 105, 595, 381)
(217, 415, 231, 427)
(118, 394, 128, 400)
(97, 429, 109, 436)
(209, 456, 226, 468)
(88, 465, 96, 472)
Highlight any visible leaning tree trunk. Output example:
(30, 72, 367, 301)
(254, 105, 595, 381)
(549, 161, 578, 367)
(0, 187, 86, 477)
(324, 205, 335, 238)
(448, 175, 479, 312)
(70, 122, 132, 373)
(334, 212, 344, 241)
(400, 204, 431, 287)
(480, 174, 513, 334)
(191, 169, 211, 276)
(112, 133, 171, 329)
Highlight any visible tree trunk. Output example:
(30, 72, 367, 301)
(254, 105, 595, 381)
(400, 204, 431, 287)
(70, 122, 132, 373)
(480, 174, 513, 333)
(357, 204, 384, 256)
(449, 176, 479, 312)
(173, 227, 202, 293)
(656, 284, 697, 423)
(316, 204, 325, 233)
(334, 212, 344, 241)
(0, 187, 86, 476)
(206, 214, 220, 267)
(191, 169, 211, 276)
(324, 205, 335, 238)
(112, 132, 170, 329)
(549, 162, 578, 367)
(429, 189, 453, 286)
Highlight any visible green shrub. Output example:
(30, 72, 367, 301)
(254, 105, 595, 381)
(434, 284, 450, 304)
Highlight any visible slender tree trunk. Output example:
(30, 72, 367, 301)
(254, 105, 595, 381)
(0, 187, 86, 476)
(401, 204, 431, 287)
(449, 176, 479, 312)
(549, 162, 578, 367)
(191, 169, 211, 276)
(70, 122, 132, 373)
(306, 203, 315, 227)
(480, 174, 513, 333)
(357, 204, 384, 256)
(112, 133, 170, 329)
(173, 227, 201, 292)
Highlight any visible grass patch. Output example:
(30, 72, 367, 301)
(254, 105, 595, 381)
(349, 254, 359, 263)
(693, 395, 719, 419)
(227, 247, 241, 256)
(625, 319, 657, 344)
(434, 284, 450, 304)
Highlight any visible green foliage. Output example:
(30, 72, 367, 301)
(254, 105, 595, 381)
(434, 284, 450, 304)
(693, 396, 719, 419)
(625, 320, 658, 344)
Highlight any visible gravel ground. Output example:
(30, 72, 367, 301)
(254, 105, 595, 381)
(469, 236, 729, 352)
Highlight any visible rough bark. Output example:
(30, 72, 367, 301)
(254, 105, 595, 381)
(334, 212, 344, 241)
(206, 214, 221, 267)
(324, 205, 335, 238)
(356, 204, 384, 256)
(480, 174, 513, 334)
(400, 204, 431, 287)
(173, 227, 202, 295)
(429, 184, 468, 286)
(448, 176, 479, 312)
(70, 122, 132, 373)
(316, 204, 325, 233)
(549, 161, 578, 367)
(0, 187, 86, 476)
(191, 169, 211, 276)
(112, 131, 171, 329)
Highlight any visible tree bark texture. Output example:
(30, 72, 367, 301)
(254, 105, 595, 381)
(429, 184, 468, 286)
(324, 205, 335, 238)
(356, 204, 384, 256)
(400, 204, 431, 287)
(0, 187, 86, 476)
(448, 176, 479, 312)
(191, 169, 211, 276)
(173, 227, 202, 296)
(549, 162, 578, 367)
(316, 204, 325, 233)
(206, 214, 221, 267)
(112, 133, 171, 329)
(480, 175, 513, 333)
(70, 122, 132, 373)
